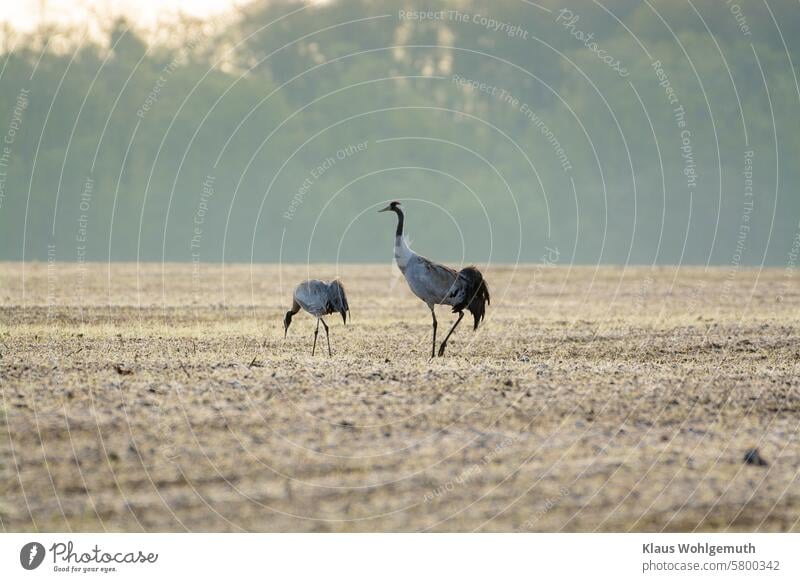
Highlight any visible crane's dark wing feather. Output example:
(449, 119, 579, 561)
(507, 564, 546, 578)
(451, 266, 490, 329)
(327, 279, 350, 324)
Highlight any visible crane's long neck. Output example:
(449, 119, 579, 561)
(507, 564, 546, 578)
(392, 207, 412, 270)
(393, 207, 404, 237)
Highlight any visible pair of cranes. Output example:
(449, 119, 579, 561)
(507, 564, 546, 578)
(283, 201, 490, 358)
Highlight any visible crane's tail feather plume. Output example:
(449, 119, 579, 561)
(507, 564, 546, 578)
(329, 279, 350, 325)
(452, 266, 490, 330)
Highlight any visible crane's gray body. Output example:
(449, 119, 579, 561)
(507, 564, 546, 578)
(394, 235, 459, 310)
(284, 279, 349, 356)
(293, 279, 347, 318)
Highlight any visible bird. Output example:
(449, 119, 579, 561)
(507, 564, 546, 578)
(283, 279, 350, 356)
(379, 201, 490, 358)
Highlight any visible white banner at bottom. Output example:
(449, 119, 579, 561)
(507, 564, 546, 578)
(1, 533, 797, 581)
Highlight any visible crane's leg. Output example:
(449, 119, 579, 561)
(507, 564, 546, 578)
(438, 311, 465, 357)
(312, 318, 320, 356)
(430, 307, 438, 359)
(321, 318, 331, 356)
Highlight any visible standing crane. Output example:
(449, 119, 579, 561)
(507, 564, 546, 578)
(379, 201, 490, 358)
(283, 279, 350, 356)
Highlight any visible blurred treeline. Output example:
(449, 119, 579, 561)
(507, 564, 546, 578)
(0, 0, 798, 265)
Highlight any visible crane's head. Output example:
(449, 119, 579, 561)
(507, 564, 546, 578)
(283, 310, 294, 337)
(378, 201, 401, 213)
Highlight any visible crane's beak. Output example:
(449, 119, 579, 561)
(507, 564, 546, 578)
(378, 204, 392, 213)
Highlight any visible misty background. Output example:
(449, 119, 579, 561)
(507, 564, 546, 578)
(0, 0, 798, 265)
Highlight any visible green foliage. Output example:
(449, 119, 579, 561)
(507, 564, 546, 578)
(0, 0, 798, 264)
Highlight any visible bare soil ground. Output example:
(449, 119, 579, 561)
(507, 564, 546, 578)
(1, 262, 799, 532)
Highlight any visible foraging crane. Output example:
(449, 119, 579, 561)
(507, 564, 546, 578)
(379, 201, 490, 357)
(283, 279, 350, 356)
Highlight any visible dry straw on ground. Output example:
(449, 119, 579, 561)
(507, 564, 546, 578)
(1, 262, 798, 531)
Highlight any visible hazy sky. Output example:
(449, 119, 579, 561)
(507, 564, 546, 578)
(0, 0, 247, 31)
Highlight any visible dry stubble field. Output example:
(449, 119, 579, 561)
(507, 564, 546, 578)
(1, 262, 799, 532)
